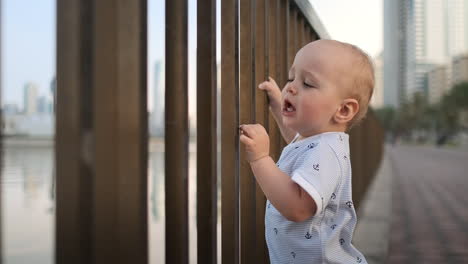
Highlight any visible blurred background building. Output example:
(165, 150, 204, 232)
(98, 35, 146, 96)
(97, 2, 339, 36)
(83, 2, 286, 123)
(384, 0, 468, 107)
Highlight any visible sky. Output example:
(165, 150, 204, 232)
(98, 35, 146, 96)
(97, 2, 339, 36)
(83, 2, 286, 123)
(2, 0, 55, 109)
(310, 0, 383, 57)
(1, 0, 382, 111)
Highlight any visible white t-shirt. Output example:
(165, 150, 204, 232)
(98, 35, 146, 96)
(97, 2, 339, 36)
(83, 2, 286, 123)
(265, 132, 367, 264)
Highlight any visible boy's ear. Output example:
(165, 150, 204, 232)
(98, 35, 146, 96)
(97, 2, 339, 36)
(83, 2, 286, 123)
(333, 98, 359, 125)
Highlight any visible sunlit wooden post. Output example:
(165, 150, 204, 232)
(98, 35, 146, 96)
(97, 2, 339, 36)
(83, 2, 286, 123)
(56, 1, 93, 262)
(239, 0, 256, 262)
(0, 0, 3, 261)
(254, 0, 269, 262)
(268, 0, 281, 163)
(197, 0, 218, 263)
(221, 0, 240, 263)
(165, 0, 189, 263)
(56, 0, 148, 263)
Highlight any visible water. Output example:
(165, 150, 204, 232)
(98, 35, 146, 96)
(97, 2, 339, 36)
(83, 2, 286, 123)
(0, 138, 218, 264)
(2, 145, 55, 264)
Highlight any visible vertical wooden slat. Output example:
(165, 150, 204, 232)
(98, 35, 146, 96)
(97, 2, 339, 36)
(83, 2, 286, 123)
(268, 0, 281, 162)
(117, 0, 148, 261)
(287, 3, 297, 68)
(297, 15, 304, 48)
(166, 0, 189, 263)
(239, 0, 256, 262)
(279, 0, 289, 149)
(294, 8, 301, 51)
(0, 0, 2, 260)
(93, 0, 148, 263)
(350, 126, 363, 210)
(56, 1, 92, 263)
(254, 0, 269, 263)
(57, 0, 148, 263)
(221, 0, 239, 263)
(277, 0, 287, 92)
(301, 16, 308, 46)
(197, 0, 217, 263)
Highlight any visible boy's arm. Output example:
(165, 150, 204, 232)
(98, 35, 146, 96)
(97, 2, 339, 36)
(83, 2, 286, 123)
(239, 123, 316, 222)
(258, 77, 297, 144)
(250, 156, 317, 222)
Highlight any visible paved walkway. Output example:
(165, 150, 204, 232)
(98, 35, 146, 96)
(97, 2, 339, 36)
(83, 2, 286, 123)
(386, 145, 468, 263)
(353, 146, 392, 264)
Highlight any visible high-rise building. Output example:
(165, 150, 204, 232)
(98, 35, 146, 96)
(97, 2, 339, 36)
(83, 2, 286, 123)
(383, 0, 408, 107)
(427, 65, 448, 104)
(37, 96, 50, 114)
(370, 53, 384, 108)
(452, 54, 468, 85)
(151, 60, 164, 136)
(23, 82, 38, 115)
(384, 0, 468, 107)
(50, 77, 56, 114)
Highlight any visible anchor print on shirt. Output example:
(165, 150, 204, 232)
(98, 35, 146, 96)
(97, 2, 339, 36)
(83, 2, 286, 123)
(357, 256, 363, 263)
(339, 135, 343, 141)
(331, 224, 337, 230)
(331, 193, 336, 200)
(307, 142, 318, 149)
(313, 164, 320, 171)
(346, 201, 353, 208)
(273, 228, 278, 235)
(305, 231, 312, 239)
(339, 238, 345, 245)
(290, 252, 296, 258)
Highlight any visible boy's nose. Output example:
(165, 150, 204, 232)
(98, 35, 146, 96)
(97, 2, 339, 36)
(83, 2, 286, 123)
(286, 83, 297, 95)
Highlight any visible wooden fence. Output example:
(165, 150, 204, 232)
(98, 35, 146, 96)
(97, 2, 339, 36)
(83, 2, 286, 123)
(55, 0, 384, 264)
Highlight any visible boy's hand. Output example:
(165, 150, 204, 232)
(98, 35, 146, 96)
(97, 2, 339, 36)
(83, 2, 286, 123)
(258, 77, 282, 111)
(239, 124, 270, 163)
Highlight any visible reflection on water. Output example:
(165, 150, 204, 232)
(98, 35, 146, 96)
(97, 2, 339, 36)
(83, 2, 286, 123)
(1, 145, 55, 264)
(1, 138, 206, 264)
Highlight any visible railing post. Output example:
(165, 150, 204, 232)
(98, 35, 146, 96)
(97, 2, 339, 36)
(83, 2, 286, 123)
(268, 0, 282, 163)
(56, 2, 92, 262)
(56, 0, 148, 263)
(197, 0, 218, 263)
(254, 0, 269, 263)
(165, 0, 189, 263)
(239, 0, 257, 262)
(221, 0, 240, 263)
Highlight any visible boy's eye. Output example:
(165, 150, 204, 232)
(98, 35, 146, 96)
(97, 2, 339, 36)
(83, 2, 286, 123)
(287, 79, 294, 83)
(304, 82, 314, 88)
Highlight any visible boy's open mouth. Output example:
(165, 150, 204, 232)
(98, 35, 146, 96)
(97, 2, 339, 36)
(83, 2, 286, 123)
(283, 99, 296, 112)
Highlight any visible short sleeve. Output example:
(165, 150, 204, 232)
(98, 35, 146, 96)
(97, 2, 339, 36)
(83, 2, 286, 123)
(291, 143, 342, 216)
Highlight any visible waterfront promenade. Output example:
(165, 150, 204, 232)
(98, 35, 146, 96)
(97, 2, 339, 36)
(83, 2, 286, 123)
(355, 144, 468, 264)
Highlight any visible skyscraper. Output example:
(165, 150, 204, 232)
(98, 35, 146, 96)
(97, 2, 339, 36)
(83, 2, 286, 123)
(383, 0, 407, 107)
(37, 95, 49, 114)
(151, 60, 164, 136)
(50, 77, 56, 114)
(23, 82, 38, 115)
(384, 0, 468, 107)
(371, 53, 384, 108)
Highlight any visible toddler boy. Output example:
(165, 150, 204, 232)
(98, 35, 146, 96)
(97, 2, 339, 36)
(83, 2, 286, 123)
(239, 39, 374, 263)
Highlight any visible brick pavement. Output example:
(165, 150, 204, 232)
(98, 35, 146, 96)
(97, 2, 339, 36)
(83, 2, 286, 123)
(386, 145, 468, 264)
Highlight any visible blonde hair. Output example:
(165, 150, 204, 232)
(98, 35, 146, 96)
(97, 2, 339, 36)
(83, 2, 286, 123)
(338, 42, 375, 129)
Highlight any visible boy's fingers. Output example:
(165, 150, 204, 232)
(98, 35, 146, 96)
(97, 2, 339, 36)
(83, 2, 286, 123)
(240, 125, 256, 137)
(258, 82, 269, 90)
(252, 124, 264, 132)
(239, 134, 254, 145)
(269, 77, 279, 87)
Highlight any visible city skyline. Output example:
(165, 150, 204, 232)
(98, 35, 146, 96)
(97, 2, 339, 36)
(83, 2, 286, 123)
(2, 0, 382, 112)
